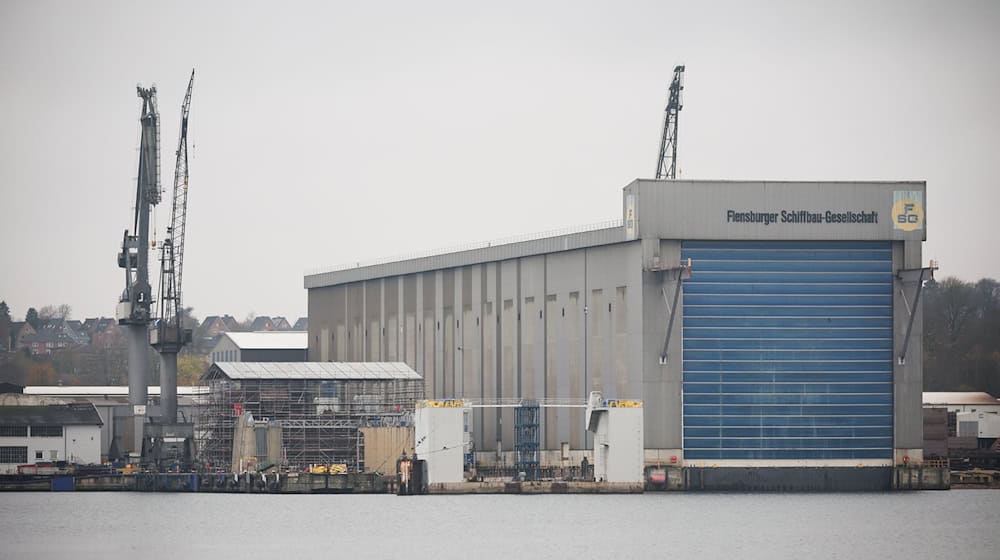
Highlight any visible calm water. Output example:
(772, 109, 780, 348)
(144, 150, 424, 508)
(1, 491, 998, 559)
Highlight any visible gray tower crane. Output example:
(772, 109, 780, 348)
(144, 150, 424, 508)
(151, 69, 194, 424)
(117, 84, 161, 456)
(147, 69, 196, 468)
(655, 65, 685, 180)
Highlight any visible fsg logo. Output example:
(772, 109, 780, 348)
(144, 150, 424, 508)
(892, 192, 924, 232)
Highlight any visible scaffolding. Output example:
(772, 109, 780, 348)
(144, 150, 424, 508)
(197, 362, 423, 472)
(514, 401, 540, 481)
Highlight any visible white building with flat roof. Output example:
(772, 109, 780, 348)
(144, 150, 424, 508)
(0, 402, 103, 473)
(922, 392, 1000, 414)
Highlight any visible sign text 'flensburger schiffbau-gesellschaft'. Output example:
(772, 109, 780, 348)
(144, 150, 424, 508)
(726, 209, 880, 226)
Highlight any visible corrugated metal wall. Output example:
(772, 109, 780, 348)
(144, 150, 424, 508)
(308, 242, 644, 452)
(681, 241, 894, 460)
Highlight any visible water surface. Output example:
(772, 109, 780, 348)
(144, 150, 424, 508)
(1, 491, 998, 559)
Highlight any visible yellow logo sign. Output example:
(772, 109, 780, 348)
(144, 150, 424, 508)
(604, 399, 643, 408)
(419, 399, 465, 408)
(892, 191, 924, 232)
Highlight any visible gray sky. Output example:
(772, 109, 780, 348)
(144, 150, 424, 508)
(2, 0, 998, 322)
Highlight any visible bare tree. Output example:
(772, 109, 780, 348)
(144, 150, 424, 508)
(57, 303, 72, 320)
(38, 304, 72, 320)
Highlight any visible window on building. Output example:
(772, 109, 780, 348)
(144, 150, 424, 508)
(31, 426, 63, 437)
(0, 446, 27, 464)
(50, 450, 58, 460)
(0, 425, 27, 437)
(35, 450, 43, 460)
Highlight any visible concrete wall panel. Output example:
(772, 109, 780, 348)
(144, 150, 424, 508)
(894, 240, 924, 454)
(642, 240, 682, 450)
(520, 255, 546, 402)
(403, 275, 417, 372)
(544, 251, 586, 449)
(500, 259, 519, 447)
(481, 263, 499, 452)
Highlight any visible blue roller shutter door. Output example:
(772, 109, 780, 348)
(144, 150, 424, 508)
(681, 241, 893, 460)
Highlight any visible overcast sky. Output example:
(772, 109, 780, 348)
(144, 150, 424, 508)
(1, 0, 998, 322)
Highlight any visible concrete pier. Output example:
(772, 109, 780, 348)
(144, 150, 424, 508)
(892, 465, 951, 490)
(427, 481, 644, 494)
(1, 472, 386, 494)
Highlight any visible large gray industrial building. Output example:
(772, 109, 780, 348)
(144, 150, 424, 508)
(305, 180, 928, 474)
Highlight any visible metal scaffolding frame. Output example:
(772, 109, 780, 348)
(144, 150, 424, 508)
(514, 401, 540, 481)
(197, 364, 423, 472)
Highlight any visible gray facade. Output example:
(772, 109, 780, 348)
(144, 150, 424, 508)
(305, 180, 927, 466)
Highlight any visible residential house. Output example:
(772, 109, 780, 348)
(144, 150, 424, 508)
(8, 322, 35, 353)
(271, 316, 292, 331)
(89, 319, 123, 349)
(194, 315, 240, 354)
(249, 316, 275, 331)
(22, 319, 87, 355)
(291, 317, 308, 331)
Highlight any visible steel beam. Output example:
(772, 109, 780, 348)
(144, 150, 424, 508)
(896, 264, 937, 365)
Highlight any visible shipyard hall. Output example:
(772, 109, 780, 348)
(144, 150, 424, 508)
(304, 179, 929, 487)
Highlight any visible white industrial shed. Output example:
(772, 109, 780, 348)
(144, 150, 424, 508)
(0, 402, 103, 472)
(209, 331, 309, 363)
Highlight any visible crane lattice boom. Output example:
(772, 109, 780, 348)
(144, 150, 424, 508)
(154, 69, 194, 349)
(655, 65, 685, 180)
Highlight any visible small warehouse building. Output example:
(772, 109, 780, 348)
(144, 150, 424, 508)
(0, 401, 103, 473)
(305, 180, 928, 488)
(209, 331, 309, 364)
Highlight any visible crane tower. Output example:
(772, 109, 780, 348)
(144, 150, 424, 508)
(655, 65, 685, 180)
(117, 84, 161, 455)
(146, 69, 197, 468)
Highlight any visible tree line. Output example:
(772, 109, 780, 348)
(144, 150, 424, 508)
(0, 300, 206, 386)
(3, 279, 999, 393)
(923, 277, 1000, 395)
